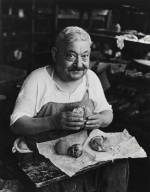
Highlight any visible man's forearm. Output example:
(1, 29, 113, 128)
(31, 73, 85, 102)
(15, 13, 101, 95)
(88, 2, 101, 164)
(99, 110, 113, 127)
(11, 115, 58, 136)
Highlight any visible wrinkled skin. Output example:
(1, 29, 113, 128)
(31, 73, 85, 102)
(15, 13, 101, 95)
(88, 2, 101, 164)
(59, 111, 85, 131)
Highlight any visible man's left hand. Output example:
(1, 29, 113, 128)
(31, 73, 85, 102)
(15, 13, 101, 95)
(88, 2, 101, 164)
(84, 113, 104, 129)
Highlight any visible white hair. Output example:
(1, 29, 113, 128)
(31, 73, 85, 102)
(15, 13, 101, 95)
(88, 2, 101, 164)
(55, 26, 92, 48)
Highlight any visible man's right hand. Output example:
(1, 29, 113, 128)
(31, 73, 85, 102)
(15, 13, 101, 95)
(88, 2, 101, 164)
(59, 111, 85, 131)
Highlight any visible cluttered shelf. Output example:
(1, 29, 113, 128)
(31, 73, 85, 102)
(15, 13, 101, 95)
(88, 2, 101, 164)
(100, 58, 150, 128)
(89, 56, 149, 132)
(90, 27, 150, 121)
(90, 29, 150, 55)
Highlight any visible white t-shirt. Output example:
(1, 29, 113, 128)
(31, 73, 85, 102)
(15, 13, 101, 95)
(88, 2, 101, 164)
(10, 66, 112, 125)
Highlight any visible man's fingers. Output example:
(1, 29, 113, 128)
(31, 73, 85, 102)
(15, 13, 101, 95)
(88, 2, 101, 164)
(62, 112, 84, 122)
(86, 119, 99, 125)
(61, 118, 85, 127)
(85, 118, 101, 129)
(67, 116, 84, 122)
(87, 114, 99, 120)
(64, 111, 83, 117)
(85, 124, 100, 129)
(65, 121, 85, 127)
(63, 125, 81, 131)
(60, 111, 85, 131)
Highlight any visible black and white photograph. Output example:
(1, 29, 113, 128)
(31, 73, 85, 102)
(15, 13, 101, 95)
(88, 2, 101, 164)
(0, 0, 149, 192)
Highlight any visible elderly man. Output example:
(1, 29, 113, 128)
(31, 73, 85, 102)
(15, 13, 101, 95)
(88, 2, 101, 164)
(10, 26, 128, 192)
(10, 26, 113, 136)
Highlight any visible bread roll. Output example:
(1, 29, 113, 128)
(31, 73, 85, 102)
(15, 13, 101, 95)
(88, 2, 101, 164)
(54, 140, 69, 155)
(89, 136, 105, 152)
(73, 107, 85, 116)
(73, 106, 92, 119)
(67, 144, 83, 158)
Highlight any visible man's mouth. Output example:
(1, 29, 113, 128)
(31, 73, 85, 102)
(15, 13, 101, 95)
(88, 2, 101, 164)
(68, 67, 88, 72)
(71, 69, 83, 72)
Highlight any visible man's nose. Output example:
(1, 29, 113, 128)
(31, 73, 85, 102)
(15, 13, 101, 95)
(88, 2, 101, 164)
(74, 56, 82, 67)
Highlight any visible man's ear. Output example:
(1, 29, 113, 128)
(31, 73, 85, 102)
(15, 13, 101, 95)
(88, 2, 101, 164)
(51, 47, 57, 62)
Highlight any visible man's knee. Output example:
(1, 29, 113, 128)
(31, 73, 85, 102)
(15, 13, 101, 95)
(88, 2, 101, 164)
(101, 159, 129, 192)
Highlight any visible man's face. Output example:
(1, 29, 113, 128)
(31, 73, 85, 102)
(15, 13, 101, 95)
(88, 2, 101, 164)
(55, 40, 91, 81)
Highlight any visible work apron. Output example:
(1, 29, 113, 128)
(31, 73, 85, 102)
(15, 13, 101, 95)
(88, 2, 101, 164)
(33, 82, 94, 142)
(29, 77, 129, 192)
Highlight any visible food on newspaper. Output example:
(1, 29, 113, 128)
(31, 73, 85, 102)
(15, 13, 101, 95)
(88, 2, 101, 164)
(89, 136, 106, 152)
(54, 140, 69, 155)
(67, 144, 83, 158)
(54, 140, 83, 158)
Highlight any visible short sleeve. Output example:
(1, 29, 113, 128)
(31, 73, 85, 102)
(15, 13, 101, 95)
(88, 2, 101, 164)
(10, 71, 39, 125)
(88, 70, 112, 113)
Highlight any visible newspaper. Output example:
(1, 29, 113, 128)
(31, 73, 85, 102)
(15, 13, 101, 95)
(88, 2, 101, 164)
(83, 129, 147, 161)
(37, 129, 147, 177)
